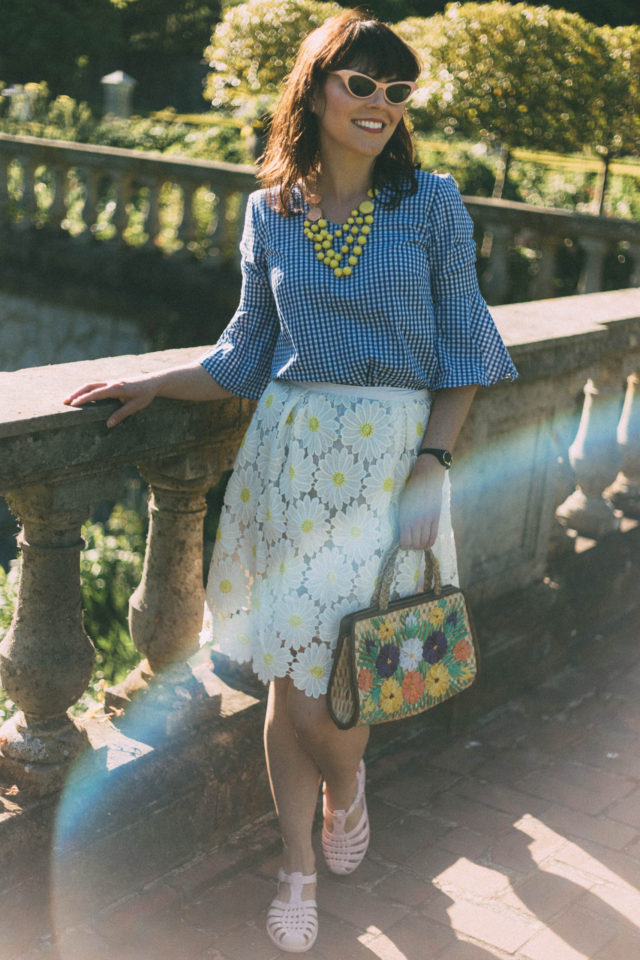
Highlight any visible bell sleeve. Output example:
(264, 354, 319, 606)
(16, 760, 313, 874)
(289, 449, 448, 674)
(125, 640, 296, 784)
(427, 174, 517, 389)
(200, 192, 280, 400)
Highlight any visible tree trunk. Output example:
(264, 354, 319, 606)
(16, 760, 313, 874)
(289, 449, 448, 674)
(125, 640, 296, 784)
(492, 143, 511, 200)
(594, 151, 611, 216)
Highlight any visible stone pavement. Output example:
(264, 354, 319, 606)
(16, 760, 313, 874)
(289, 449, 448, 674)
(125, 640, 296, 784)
(17, 614, 640, 960)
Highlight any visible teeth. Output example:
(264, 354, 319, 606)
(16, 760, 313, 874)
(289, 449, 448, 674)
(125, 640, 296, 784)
(354, 120, 383, 130)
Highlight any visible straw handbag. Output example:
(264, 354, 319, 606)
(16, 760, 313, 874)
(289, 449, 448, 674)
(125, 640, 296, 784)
(327, 546, 478, 729)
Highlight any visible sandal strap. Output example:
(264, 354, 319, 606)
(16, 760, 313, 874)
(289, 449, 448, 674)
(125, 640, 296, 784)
(278, 867, 318, 887)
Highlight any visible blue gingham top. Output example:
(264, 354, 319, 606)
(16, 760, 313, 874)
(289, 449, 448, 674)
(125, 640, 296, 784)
(201, 170, 517, 400)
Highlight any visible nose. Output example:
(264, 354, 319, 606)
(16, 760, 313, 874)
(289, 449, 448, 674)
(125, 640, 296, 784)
(368, 86, 387, 107)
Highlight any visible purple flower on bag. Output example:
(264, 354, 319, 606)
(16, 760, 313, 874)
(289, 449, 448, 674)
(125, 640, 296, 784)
(376, 643, 399, 678)
(446, 611, 458, 628)
(423, 630, 447, 664)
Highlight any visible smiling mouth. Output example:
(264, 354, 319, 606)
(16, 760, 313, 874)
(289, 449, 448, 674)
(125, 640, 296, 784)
(352, 119, 384, 132)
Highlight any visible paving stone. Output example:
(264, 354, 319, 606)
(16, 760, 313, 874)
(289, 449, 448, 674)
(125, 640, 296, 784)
(319, 877, 410, 931)
(584, 880, 640, 931)
(421, 794, 514, 837)
(437, 825, 493, 860)
(519, 904, 619, 959)
(499, 869, 587, 921)
(423, 897, 540, 953)
(433, 858, 512, 899)
(592, 930, 640, 959)
(183, 875, 275, 936)
(373, 768, 460, 809)
(541, 803, 638, 852)
(375, 911, 454, 958)
(370, 867, 439, 909)
(485, 829, 568, 877)
(450, 778, 551, 819)
(607, 788, 640, 829)
(515, 764, 635, 817)
(206, 920, 279, 960)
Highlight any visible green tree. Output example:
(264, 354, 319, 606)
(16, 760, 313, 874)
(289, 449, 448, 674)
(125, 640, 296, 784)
(590, 24, 640, 212)
(204, 0, 341, 114)
(0, 0, 120, 101)
(397, 3, 612, 196)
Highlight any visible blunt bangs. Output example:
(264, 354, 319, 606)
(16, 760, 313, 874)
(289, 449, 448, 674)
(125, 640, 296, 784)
(322, 21, 421, 82)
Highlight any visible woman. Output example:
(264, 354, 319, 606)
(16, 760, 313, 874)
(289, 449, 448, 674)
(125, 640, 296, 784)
(65, 11, 517, 953)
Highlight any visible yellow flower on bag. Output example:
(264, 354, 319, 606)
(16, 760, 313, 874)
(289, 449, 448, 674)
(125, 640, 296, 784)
(380, 678, 403, 714)
(378, 620, 394, 641)
(424, 663, 451, 701)
(428, 606, 445, 627)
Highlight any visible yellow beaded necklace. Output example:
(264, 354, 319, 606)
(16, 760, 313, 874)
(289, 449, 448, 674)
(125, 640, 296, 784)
(303, 188, 378, 278)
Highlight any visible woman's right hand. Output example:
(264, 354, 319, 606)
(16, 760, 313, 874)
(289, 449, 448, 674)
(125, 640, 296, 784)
(63, 376, 159, 428)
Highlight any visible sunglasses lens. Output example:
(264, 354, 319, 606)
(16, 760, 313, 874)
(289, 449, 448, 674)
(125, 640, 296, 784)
(347, 74, 377, 98)
(386, 83, 412, 104)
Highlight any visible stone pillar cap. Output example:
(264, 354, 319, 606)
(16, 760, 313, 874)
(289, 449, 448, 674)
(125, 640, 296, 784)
(101, 70, 136, 87)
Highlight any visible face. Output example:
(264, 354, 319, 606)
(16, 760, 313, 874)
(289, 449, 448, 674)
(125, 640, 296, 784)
(311, 65, 407, 163)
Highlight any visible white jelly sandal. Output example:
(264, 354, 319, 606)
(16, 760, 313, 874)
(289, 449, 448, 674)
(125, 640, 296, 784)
(266, 868, 318, 953)
(322, 759, 370, 875)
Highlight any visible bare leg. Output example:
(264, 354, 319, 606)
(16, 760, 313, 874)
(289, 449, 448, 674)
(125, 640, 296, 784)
(286, 685, 369, 829)
(264, 676, 320, 901)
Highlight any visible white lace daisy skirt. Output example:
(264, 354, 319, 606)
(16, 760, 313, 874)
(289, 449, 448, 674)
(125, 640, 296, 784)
(200, 380, 459, 698)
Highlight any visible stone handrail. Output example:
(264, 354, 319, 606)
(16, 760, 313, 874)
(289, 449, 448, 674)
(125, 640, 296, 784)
(1, 289, 640, 797)
(1, 133, 638, 302)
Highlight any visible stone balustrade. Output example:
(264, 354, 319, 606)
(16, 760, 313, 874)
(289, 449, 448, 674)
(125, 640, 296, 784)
(0, 132, 258, 266)
(1, 289, 639, 800)
(1, 133, 638, 304)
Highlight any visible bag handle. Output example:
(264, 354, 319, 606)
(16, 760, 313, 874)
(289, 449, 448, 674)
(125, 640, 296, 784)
(371, 545, 441, 611)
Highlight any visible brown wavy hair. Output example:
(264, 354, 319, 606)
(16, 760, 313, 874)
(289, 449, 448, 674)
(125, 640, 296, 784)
(259, 10, 422, 216)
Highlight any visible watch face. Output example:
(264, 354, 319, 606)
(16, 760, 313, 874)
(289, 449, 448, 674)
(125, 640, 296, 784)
(442, 451, 453, 468)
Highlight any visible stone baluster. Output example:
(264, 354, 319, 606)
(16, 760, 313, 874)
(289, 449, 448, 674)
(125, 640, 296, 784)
(111, 171, 133, 242)
(628, 244, 640, 287)
(48, 165, 68, 230)
(80, 167, 102, 236)
(16, 156, 38, 230)
(0, 153, 12, 227)
(210, 188, 229, 250)
(0, 484, 96, 795)
(530, 234, 561, 301)
(555, 363, 623, 538)
(177, 180, 199, 251)
(142, 176, 163, 247)
(604, 371, 640, 518)
(105, 449, 221, 727)
(480, 223, 512, 305)
(577, 236, 609, 294)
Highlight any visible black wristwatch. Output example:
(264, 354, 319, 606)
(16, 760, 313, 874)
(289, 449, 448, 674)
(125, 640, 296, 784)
(417, 447, 453, 469)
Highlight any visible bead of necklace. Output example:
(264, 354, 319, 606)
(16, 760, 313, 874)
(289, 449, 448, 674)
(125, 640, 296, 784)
(303, 188, 378, 278)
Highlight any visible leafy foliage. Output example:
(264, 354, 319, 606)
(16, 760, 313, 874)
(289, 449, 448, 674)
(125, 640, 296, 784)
(396, 3, 614, 154)
(203, 0, 341, 113)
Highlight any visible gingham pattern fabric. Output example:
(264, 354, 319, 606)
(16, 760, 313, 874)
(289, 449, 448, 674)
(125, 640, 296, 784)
(201, 171, 518, 400)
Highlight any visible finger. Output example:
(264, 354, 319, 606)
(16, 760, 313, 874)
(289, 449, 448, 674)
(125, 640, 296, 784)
(69, 384, 126, 406)
(64, 382, 109, 404)
(106, 395, 151, 428)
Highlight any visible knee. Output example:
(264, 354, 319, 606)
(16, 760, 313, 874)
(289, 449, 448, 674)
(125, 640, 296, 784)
(287, 692, 331, 748)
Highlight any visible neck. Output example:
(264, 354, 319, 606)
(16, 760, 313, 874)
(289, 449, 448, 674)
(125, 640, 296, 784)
(313, 155, 375, 206)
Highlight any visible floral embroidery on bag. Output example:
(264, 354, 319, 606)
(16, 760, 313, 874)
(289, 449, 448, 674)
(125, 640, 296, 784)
(353, 592, 476, 724)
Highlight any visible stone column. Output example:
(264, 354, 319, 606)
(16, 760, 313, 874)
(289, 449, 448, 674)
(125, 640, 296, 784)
(0, 485, 96, 795)
(604, 371, 640, 518)
(555, 365, 623, 538)
(530, 235, 561, 301)
(578, 237, 609, 294)
(481, 223, 512, 305)
(105, 449, 221, 725)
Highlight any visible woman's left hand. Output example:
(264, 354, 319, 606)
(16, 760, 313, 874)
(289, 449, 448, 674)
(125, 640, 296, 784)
(397, 457, 445, 550)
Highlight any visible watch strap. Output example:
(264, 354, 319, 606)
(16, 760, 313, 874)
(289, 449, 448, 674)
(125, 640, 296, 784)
(417, 447, 453, 469)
